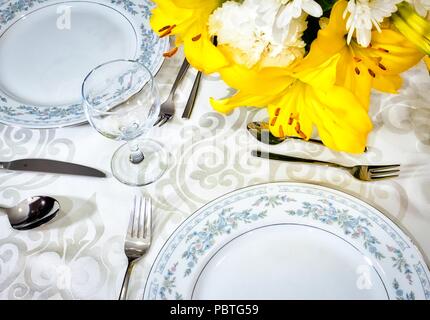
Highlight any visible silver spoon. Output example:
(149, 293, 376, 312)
(247, 121, 368, 152)
(1, 196, 60, 230)
(247, 121, 325, 146)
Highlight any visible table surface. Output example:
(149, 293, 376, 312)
(1, 49, 430, 300)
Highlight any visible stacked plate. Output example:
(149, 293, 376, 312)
(144, 182, 430, 300)
(0, 0, 168, 128)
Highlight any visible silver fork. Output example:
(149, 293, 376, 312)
(119, 196, 152, 300)
(252, 150, 400, 182)
(154, 58, 190, 127)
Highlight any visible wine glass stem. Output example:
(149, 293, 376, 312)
(127, 140, 144, 164)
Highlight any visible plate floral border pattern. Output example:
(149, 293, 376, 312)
(143, 183, 430, 300)
(0, 0, 168, 128)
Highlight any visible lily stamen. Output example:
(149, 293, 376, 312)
(270, 117, 278, 126)
(192, 34, 202, 41)
(160, 24, 176, 38)
(378, 63, 387, 71)
(163, 47, 179, 58)
(295, 122, 307, 139)
(158, 25, 171, 32)
(298, 131, 307, 139)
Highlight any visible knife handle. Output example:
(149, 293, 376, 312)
(170, 58, 190, 96)
(252, 150, 343, 169)
(0, 162, 6, 170)
(182, 70, 202, 119)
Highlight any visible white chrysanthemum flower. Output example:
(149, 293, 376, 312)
(344, 0, 402, 47)
(407, 0, 430, 16)
(208, 0, 307, 68)
(276, 0, 323, 27)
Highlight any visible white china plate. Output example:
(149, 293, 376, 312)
(144, 182, 430, 300)
(0, 0, 168, 128)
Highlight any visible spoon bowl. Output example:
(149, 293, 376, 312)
(247, 122, 324, 146)
(247, 121, 285, 145)
(4, 196, 60, 230)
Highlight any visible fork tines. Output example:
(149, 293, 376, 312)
(127, 196, 152, 240)
(368, 164, 400, 180)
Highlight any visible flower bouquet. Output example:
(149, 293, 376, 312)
(150, 0, 430, 153)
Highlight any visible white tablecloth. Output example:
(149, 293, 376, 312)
(1, 50, 430, 300)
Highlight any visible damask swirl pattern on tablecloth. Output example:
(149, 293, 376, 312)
(1, 48, 429, 299)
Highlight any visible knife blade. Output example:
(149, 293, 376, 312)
(0, 159, 106, 177)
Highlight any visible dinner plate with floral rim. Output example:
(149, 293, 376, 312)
(143, 182, 430, 300)
(0, 0, 168, 128)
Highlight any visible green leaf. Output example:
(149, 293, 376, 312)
(318, 0, 337, 12)
(302, 16, 321, 52)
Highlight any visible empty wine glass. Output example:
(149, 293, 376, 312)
(82, 59, 169, 186)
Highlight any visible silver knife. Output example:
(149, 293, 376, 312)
(0, 159, 106, 177)
(181, 69, 202, 119)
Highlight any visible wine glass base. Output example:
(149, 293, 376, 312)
(111, 139, 169, 186)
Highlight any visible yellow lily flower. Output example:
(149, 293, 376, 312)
(211, 54, 372, 154)
(425, 56, 430, 71)
(150, 0, 229, 73)
(392, 2, 430, 55)
(302, 0, 424, 108)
